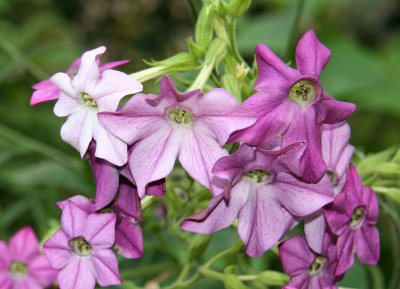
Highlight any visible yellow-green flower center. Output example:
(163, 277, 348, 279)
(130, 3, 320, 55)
(289, 80, 316, 107)
(69, 237, 92, 257)
(326, 170, 339, 185)
(350, 206, 366, 229)
(10, 261, 28, 277)
(80, 92, 97, 108)
(244, 169, 272, 184)
(98, 207, 114, 214)
(308, 256, 327, 276)
(168, 108, 193, 125)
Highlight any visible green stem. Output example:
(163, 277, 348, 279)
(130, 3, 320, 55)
(187, 62, 215, 91)
(141, 195, 157, 210)
(130, 66, 167, 83)
(227, 18, 249, 69)
(120, 262, 174, 279)
(176, 261, 192, 283)
(199, 267, 225, 281)
(0, 123, 82, 171)
(204, 241, 243, 268)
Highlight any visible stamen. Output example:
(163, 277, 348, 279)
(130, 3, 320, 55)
(69, 237, 92, 257)
(308, 256, 327, 276)
(289, 80, 316, 107)
(98, 207, 114, 214)
(10, 261, 28, 277)
(168, 108, 193, 125)
(350, 206, 366, 229)
(244, 169, 272, 184)
(80, 92, 97, 108)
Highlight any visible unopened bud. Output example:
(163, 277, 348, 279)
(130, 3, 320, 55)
(195, 6, 215, 48)
(257, 270, 289, 286)
(227, 0, 252, 17)
(187, 37, 205, 59)
(204, 38, 227, 65)
(222, 74, 241, 102)
(224, 274, 250, 289)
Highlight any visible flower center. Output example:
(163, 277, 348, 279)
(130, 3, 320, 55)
(10, 261, 28, 277)
(308, 256, 327, 276)
(350, 206, 366, 229)
(69, 237, 92, 257)
(168, 108, 193, 125)
(244, 169, 272, 184)
(80, 92, 97, 108)
(326, 170, 339, 185)
(289, 80, 316, 107)
(98, 207, 114, 214)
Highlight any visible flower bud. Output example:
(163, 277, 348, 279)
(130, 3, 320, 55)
(224, 274, 250, 289)
(222, 74, 241, 102)
(204, 38, 227, 65)
(195, 6, 215, 48)
(257, 270, 289, 285)
(187, 37, 205, 59)
(227, 0, 252, 17)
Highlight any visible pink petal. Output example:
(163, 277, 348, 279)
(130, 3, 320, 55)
(43, 229, 72, 269)
(72, 47, 105, 93)
(57, 195, 95, 213)
(83, 213, 116, 249)
(179, 124, 228, 195)
(355, 226, 380, 265)
(304, 210, 327, 254)
(115, 220, 143, 259)
(181, 182, 249, 234)
(238, 186, 295, 257)
(279, 236, 314, 275)
(57, 257, 96, 289)
(99, 60, 130, 71)
(91, 249, 121, 286)
(9, 227, 39, 261)
(0, 241, 10, 268)
(61, 202, 89, 238)
(0, 272, 13, 289)
(30, 80, 59, 106)
(253, 44, 300, 91)
(362, 187, 379, 224)
(295, 30, 331, 77)
(93, 69, 143, 112)
(28, 255, 58, 287)
(324, 193, 351, 236)
(335, 229, 356, 276)
(51, 73, 76, 101)
(129, 125, 180, 197)
(159, 75, 199, 103)
(316, 94, 356, 125)
(93, 122, 127, 166)
(14, 277, 42, 289)
(274, 174, 333, 217)
(113, 182, 142, 221)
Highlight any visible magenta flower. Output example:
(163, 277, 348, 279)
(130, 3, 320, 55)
(279, 234, 340, 289)
(99, 75, 256, 197)
(0, 226, 58, 289)
(44, 202, 121, 289)
(229, 30, 356, 183)
(87, 141, 165, 210)
(305, 122, 354, 253)
(181, 143, 333, 257)
(324, 164, 380, 275)
(31, 57, 129, 106)
(50, 46, 143, 166)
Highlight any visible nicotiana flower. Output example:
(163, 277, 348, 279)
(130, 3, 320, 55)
(0, 226, 58, 289)
(305, 122, 354, 253)
(279, 234, 340, 289)
(229, 30, 356, 183)
(31, 57, 129, 105)
(181, 143, 333, 257)
(87, 141, 165, 210)
(99, 75, 256, 197)
(324, 164, 380, 275)
(51, 46, 143, 166)
(44, 202, 121, 289)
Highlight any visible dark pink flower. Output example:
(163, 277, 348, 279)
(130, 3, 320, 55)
(44, 202, 121, 289)
(31, 57, 129, 106)
(99, 75, 256, 197)
(181, 143, 333, 257)
(229, 30, 356, 183)
(324, 164, 380, 275)
(0, 227, 58, 289)
(279, 234, 340, 289)
(304, 122, 354, 253)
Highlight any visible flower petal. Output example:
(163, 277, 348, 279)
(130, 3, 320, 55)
(29, 255, 58, 287)
(9, 227, 39, 261)
(279, 236, 315, 275)
(57, 257, 96, 289)
(30, 80, 59, 105)
(43, 229, 72, 269)
(114, 220, 143, 259)
(335, 229, 356, 276)
(355, 225, 380, 265)
(61, 202, 88, 238)
(57, 195, 95, 213)
(83, 213, 116, 249)
(0, 273, 13, 289)
(113, 181, 142, 221)
(0, 241, 10, 268)
(295, 30, 331, 77)
(316, 94, 356, 125)
(99, 60, 130, 71)
(91, 249, 121, 286)
(304, 210, 327, 254)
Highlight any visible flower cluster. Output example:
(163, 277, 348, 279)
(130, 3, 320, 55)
(28, 30, 380, 289)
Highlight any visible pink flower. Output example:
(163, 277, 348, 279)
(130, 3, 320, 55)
(31, 57, 129, 106)
(324, 164, 380, 275)
(305, 122, 354, 253)
(43, 202, 121, 289)
(181, 143, 333, 257)
(0, 227, 58, 289)
(229, 30, 356, 183)
(50, 46, 143, 166)
(279, 234, 340, 289)
(99, 75, 256, 197)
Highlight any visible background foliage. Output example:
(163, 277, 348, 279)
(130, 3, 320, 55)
(0, 0, 399, 288)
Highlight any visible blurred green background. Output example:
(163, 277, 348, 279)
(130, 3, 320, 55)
(0, 0, 399, 288)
